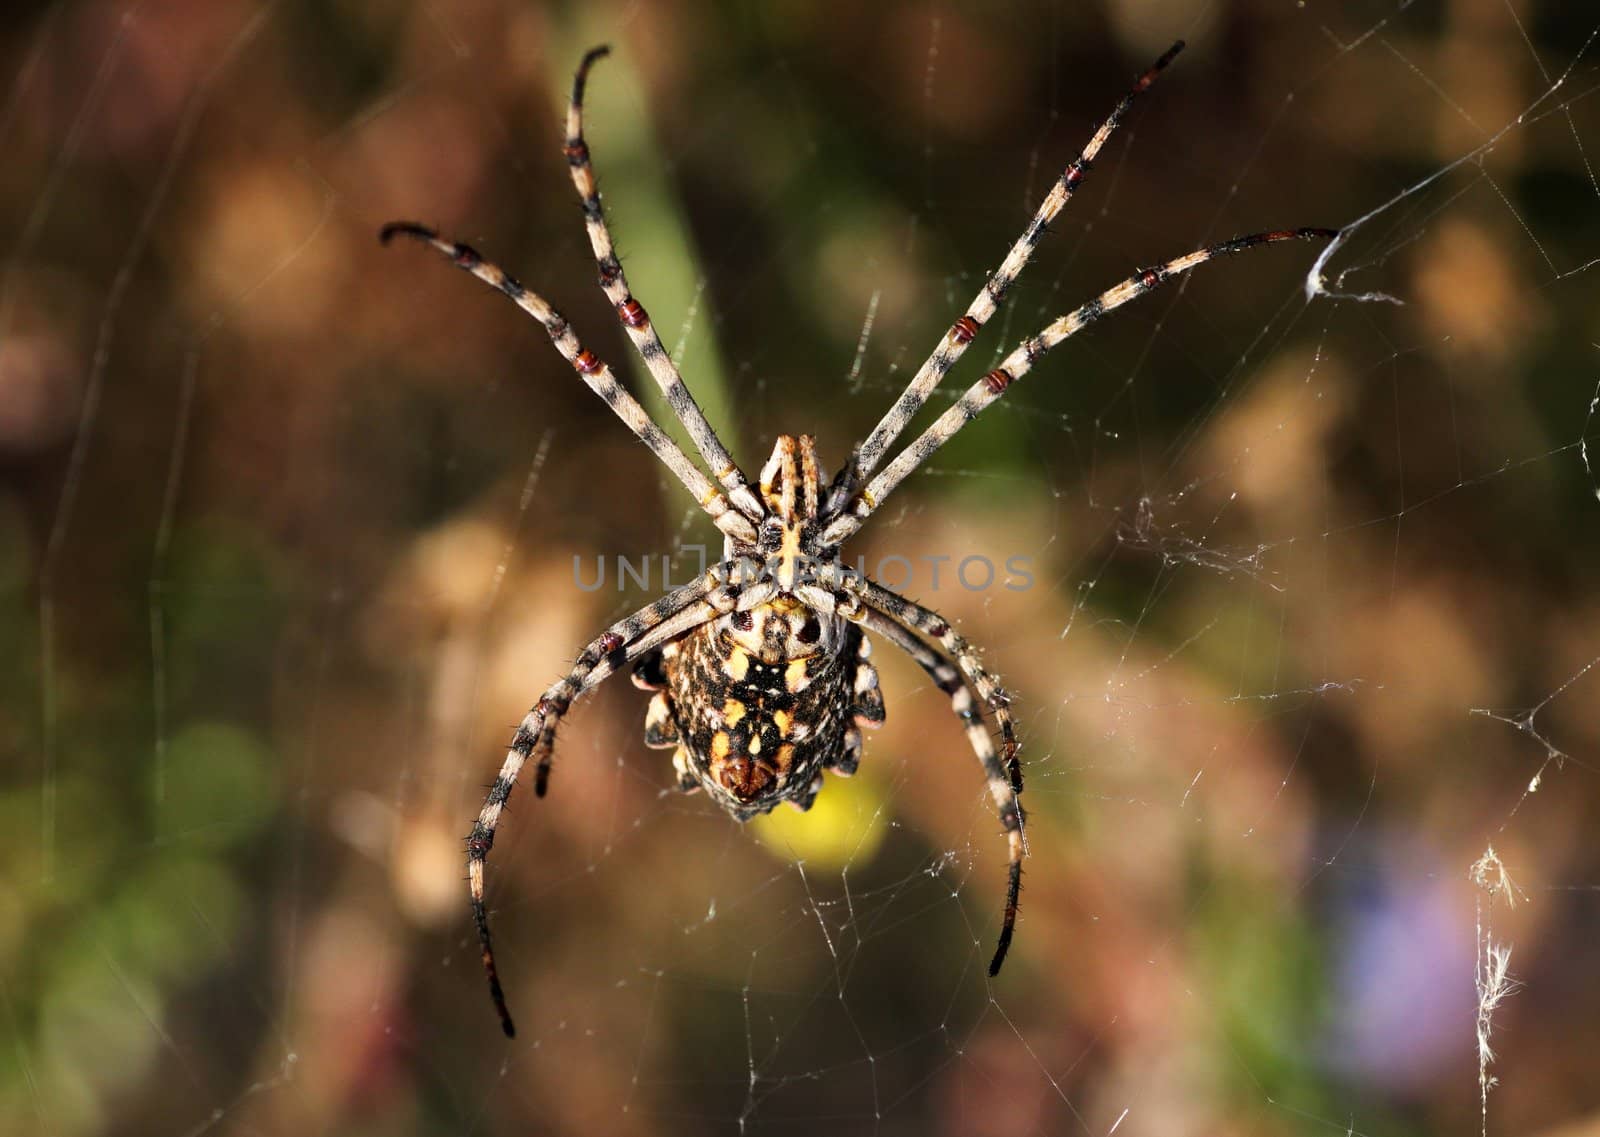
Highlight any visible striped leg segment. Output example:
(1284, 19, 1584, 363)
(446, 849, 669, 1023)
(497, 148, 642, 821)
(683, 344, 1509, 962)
(840, 576, 1020, 793)
(838, 569, 1022, 974)
(527, 585, 736, 796)
(827, 40, 1187, 516)
(855, 606, 1025, 976)
(565, 47, 761, 519)
(466, 574, 730, 1037)
(823, 227, 1338, 545)
(379, 223, 758, 544)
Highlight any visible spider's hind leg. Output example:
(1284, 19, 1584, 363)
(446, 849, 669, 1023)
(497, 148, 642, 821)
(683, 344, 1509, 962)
(849, 589, 1026, 978)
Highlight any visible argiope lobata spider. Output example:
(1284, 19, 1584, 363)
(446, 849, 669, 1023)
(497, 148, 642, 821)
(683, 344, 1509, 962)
(382, 40, 1337, 1038)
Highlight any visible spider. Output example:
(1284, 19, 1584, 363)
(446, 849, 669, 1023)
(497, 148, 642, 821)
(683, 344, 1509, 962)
(382, 40, 1336, 1037)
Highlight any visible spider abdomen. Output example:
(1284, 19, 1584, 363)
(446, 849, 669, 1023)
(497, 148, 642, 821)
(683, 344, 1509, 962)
(641, 605, 884, 819)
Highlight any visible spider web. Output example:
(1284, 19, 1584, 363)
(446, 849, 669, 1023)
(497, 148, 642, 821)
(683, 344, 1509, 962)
(5, 1, 1600, 1135)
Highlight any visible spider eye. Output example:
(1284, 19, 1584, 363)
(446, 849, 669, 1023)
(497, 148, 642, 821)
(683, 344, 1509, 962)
(733, 610, 755, 632)
(797, 615, 821, 644)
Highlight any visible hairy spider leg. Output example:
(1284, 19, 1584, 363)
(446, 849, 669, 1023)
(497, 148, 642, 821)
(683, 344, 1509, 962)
(379, 222, 758, 545)
(566, 47, 762, 520)
(855, 607, 1024, 976)
(826, 40, 1188, 515)
(467, 575, 734, 1037)
(823, 227, 1339, 545)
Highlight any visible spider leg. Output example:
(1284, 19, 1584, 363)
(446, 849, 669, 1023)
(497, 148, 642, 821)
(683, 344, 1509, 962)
(466, 574, 734, 1037)
(841, 579, 1024, 976)
(566, 47, 762, 520)
(826, 40, 1186, 516)
(380, 222, 758, 545)
(823, 226, 1338, 545)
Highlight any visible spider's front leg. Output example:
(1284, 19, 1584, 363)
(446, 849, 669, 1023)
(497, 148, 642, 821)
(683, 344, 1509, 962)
(825, 40, 1187, 515)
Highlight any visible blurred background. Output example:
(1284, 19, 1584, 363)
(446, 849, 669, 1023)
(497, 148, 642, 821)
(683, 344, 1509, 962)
(3, 0, 1599, 1134)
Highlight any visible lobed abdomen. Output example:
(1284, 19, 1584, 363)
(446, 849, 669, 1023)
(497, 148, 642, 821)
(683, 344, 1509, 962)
(640, 615, 884, 819)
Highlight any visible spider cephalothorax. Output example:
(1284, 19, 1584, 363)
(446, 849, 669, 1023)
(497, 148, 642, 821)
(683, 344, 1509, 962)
(383, 40, 1337, 1037)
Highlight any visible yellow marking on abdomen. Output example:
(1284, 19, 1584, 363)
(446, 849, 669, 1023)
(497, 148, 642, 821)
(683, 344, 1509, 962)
(726, 648, 750, 682)
(785, 659, 808, 692)
(723, 698, 747, 727)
